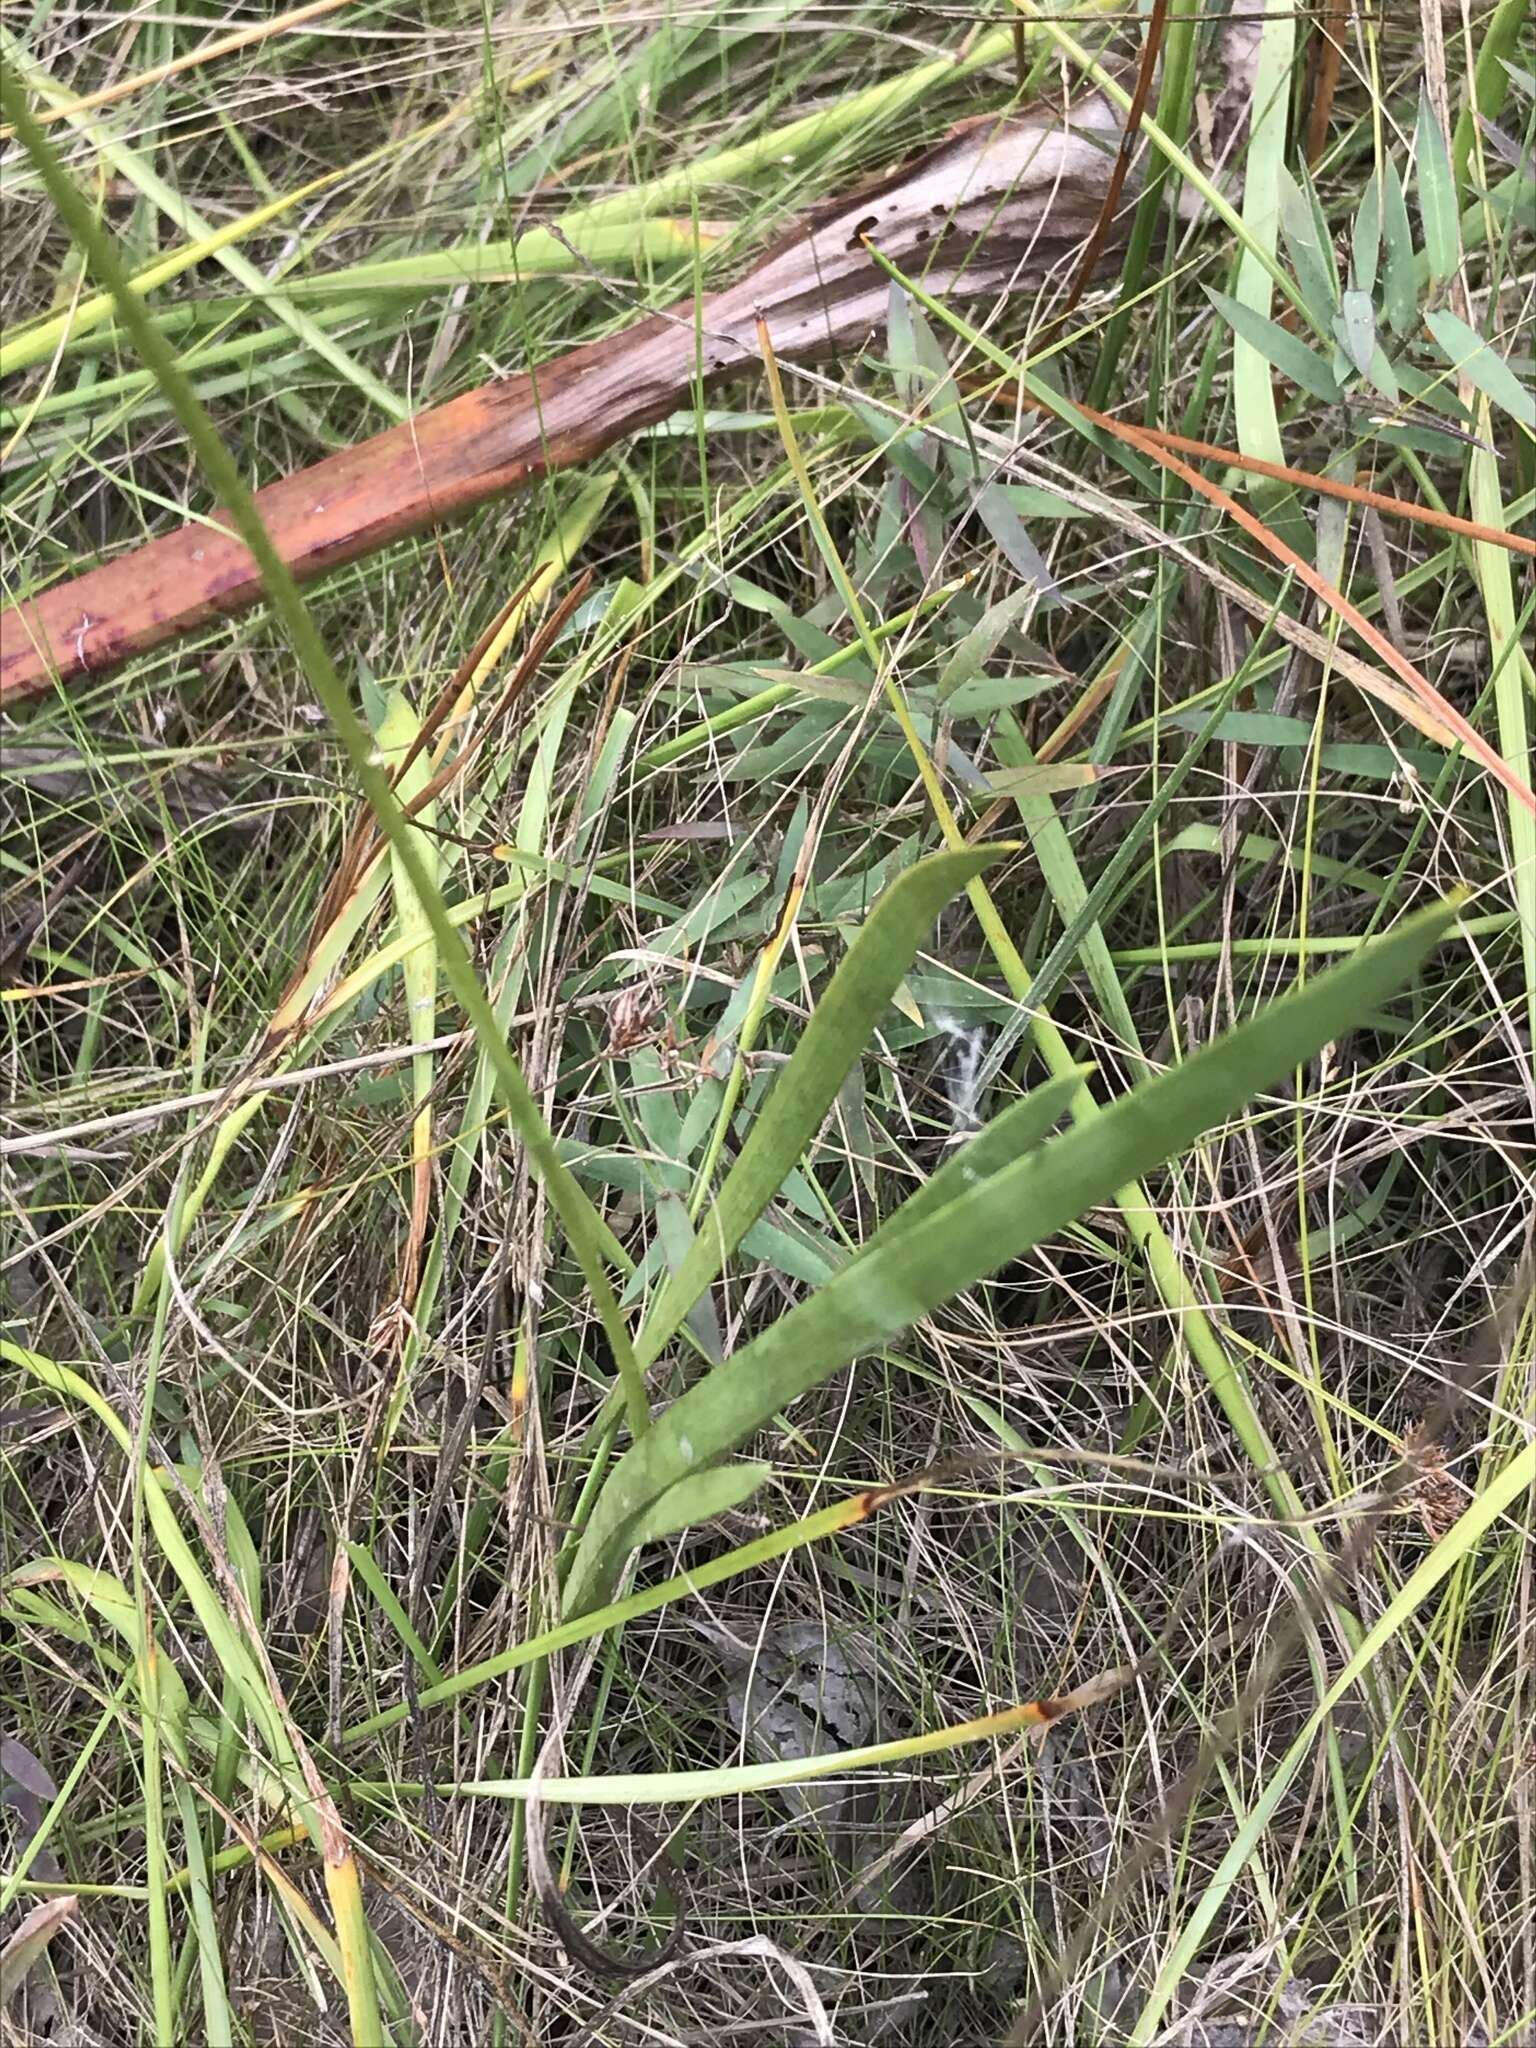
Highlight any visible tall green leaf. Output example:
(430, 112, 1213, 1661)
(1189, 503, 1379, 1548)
(566, 897, 1461, 1612)
(1351, 172, 1381, 297)
(633, 847, 1003, 1371)
(1425, 308, 1536, 430)
(1415, 95, 1462, 283)
(1205, 289, 1344, 403)
(1277, 166, 1341, 328)
(1380, 158, 1419, 339)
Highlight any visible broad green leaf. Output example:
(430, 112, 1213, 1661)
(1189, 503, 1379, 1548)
(1336, 289, 1378, 378)
(681, 662, 805, 699)
(571, 1070, 1085, 1611)
(1003, 485, 1079, 520)
(944, 673, 1057, 717)
(972, 482, 1061, 602)
(1415, 95, 1461, 283)
(1277, 166, 1340, 327)
(1168, 709, 1315, 747)
(628, 1464, 772, 1546)
(1425, 308, 1536, 429)
(566, 895, 1461, 1613)
(1351, 172, 1381, 296)
(1412, 166, 1535, 292)
(646, 873, 769, 957)
(632, 847, 1003, 1372)
(1206, 288, 1343, 402)
(937, 586, 1041, 698)
(740, 1212, 843, 1285)
(628, 1048, 685, 1163)
(1380, 159, 1419, 338)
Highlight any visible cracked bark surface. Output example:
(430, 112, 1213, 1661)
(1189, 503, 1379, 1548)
(1, 91, 1131, 701)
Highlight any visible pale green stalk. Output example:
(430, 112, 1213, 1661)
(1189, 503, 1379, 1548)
(1, 29, 404, 416)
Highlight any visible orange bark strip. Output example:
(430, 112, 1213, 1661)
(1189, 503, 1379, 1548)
(1121, 417, 1536, 560)
(1, 325, 658, 702)
(2, 92, 1130, 705)
(962, 372, 1536, 559)
(1110, 416, 1536, 818)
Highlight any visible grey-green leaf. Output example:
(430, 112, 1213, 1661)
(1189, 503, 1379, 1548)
(1414, 96, 1461, 284)
(566, 896, 1461, 1613)
(972, 482, 1061, 602)
(1351, 172, 1381, 297)
(653, 1190, 724, 1364)
(1336, 290, 1378, 378)
(1424, 307, 1536, 429)
(1380, 158, 1418, 338)
(627, 1463, 772, 1546)
(1206, 288, 1343, 402)
(1277, 165, 1340, 326)
(944, 672, 1057, 717)
(1365, 342, 1400, 407)
(632, 846, 1002, 1372)
(937, 586, 1040, 699)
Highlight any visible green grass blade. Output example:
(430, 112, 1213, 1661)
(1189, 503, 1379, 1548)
(169, 1777, 234, 2048)
(633, 846, 1003, 1371)
(1, 29, 405, 420)
(567, 896, 1460, 1611)
(1415, 93, 1463, 283)
(1126, 1436, 1536, 2043)
(0, 64, 647, 1452)
(1229, 0, 1298, 520)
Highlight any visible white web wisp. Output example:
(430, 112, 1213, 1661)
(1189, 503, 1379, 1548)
(933, 1013, 989, 1142)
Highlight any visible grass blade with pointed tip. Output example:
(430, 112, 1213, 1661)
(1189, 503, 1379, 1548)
(1415, 94, 1462, 283)
(567, 896, 1461, 1613)
(1425, 308, 1536, 430)
(633, 846, 1005, 1371)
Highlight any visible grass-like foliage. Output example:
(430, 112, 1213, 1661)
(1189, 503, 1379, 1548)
(2, 4, 1532, 2044)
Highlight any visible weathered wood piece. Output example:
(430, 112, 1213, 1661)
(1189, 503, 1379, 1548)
(1, 93, 1128, 701)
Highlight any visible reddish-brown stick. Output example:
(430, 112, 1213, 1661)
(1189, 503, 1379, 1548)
(1, 92, 1129, 704)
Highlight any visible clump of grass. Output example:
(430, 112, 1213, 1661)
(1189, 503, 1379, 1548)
(3, 4, 1533, 2045)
